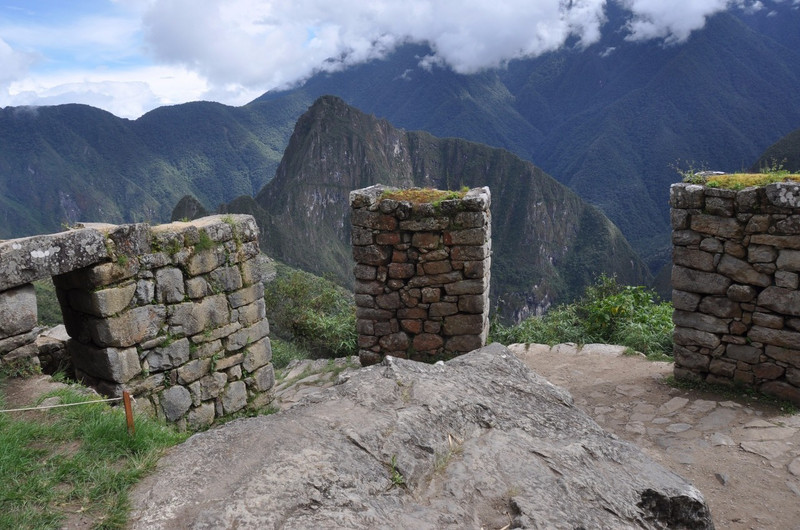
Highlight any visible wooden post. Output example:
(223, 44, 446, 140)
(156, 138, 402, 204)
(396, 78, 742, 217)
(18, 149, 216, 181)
(122, 391, 135, 436)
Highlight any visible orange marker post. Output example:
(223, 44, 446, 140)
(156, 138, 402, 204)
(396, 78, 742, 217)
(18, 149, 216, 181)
(122, 391, 135, 436)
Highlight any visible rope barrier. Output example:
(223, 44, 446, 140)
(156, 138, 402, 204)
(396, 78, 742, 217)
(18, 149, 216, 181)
(0, 396, 123, 413)
(2, 390, 136, 436)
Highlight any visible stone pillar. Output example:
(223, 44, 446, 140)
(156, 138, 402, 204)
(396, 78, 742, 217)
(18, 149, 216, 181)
(670, 182, 800, 405)
(0, 283, 40, 371)
(351, 185, 491, 366)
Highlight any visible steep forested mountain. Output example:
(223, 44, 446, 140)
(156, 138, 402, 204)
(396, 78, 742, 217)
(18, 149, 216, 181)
(220, 96, 649, 320)
(0, 99, 301, 238)
(751, 128, 800, 172)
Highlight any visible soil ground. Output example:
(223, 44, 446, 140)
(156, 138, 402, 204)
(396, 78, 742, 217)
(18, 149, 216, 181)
(509, 343, 800, 530)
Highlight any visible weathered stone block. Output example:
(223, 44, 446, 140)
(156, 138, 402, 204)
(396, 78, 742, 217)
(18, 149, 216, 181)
(752, 312, 784, 329)
(168, 294, 229, 336)
(221, 381, 248, 414)
(749, 326, 800, 349)
(352, 245, 391, 266)
(446, 334, 483, 352)
(672, 266, 731, 295)
(0, 228, 109, 290)
(698, 296, 740, 318)
(672, 247, 715, 272)
(161, 386, 192, 422)
(673, 345, 710, 371)
(155, 267, 185, 304)
(717, 255, 771, 287)
(670, 183, 705, 208)
(673, 310, 729, 334)
(209, 266, 243, 293)
(775, 271, 799, 290)
(749, 234, 800, 250)
(186, 403, 216, 429)
(69, 281, 136, 318)
(235, 299, 266, 327)
(443, 314, 484, 336)
(69, 341, 140, 383)
(228, 282, 264, 309)
(243, 338, 272, 372)
(177, 357, 212, 385)
(673, 326, 720, 349)
(225, 319, 270, 351)
(757, 287, 800, 317)
(0, 283, 37, 337)
(725, 344, 761, 364)
(146, 338, 191, 372)
(248, 364, 275, 393)
(690, 214, 742, 239)
(191, 372, 228, 401)
(776, 249, 800, 271)
(90, 305, 166, 348)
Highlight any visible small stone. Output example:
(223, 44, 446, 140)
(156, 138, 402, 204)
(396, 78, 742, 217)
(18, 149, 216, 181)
(714, 473, 729, 486)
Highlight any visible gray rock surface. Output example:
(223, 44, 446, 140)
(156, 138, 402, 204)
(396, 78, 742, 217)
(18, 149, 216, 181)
(129, 344, 712, 529)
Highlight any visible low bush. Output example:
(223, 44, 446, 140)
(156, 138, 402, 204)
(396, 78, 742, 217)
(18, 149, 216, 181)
(263, 263, 357, 360)
(490, 274, 673, 359)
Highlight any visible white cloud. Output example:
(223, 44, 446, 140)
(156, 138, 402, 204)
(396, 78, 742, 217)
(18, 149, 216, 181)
(0, 36, 35, 84)
(619, 0, 757, 44)
(2, 66, 209, 119)
(0, 0, 784, 117)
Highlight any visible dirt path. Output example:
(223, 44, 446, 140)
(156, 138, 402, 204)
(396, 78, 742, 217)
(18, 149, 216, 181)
(509, 343, 800, 530)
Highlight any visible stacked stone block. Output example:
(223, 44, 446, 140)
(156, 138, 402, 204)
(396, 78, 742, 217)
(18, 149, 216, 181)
(351, 185, 491, 366)
(0, 215, 274, 429)
(51, 215, 273, 429)
(671, 182, 800, 404)
(1, 228, 109, 372)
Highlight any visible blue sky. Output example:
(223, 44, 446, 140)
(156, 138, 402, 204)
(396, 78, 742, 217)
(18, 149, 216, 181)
(0, 0, 795, 119)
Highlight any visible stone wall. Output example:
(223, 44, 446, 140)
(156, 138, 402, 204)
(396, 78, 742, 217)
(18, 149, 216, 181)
(671, 182, 800, 404)
(0, 215, 274, 428)
(350, 185, 491, 366)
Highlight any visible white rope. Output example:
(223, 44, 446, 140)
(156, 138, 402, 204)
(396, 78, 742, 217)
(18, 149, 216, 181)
(0, 396, 123, 413)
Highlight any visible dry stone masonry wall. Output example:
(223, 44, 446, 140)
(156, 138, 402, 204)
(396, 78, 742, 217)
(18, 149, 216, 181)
(671, 182, 800, 405)
(351, 185, 491, 366)
(0, 215, 274, 429)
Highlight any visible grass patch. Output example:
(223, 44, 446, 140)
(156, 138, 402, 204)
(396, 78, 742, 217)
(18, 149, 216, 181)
(264, 263, 357, 360)
(34, 278, 63, 326)
(665, 375, 798, 415)
(490, 274, 673, 359)
(379, 186, 468, 204)
(0, 386, 187, 528)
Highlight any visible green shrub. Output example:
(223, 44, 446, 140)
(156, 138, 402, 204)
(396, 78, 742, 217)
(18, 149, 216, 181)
(33, 278, 63, 326)
(490, 274, 673, 358)
(264, 263, 357, 360)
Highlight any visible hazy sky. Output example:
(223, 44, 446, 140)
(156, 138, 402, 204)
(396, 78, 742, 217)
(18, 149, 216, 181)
(0, 0, 794, 118)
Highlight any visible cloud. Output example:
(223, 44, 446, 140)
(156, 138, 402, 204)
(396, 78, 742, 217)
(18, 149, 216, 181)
(619, 0, 758, 44)
(0, 0, 782, 117)
(2, 66, 210, 119)
(0, 36, 35, 85)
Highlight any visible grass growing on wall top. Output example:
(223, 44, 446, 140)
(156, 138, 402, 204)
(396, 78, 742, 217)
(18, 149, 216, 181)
(379, 186, 469, 204)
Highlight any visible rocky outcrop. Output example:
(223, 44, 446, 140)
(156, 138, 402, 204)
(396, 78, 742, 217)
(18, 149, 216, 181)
(128, 344, 712, 529)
